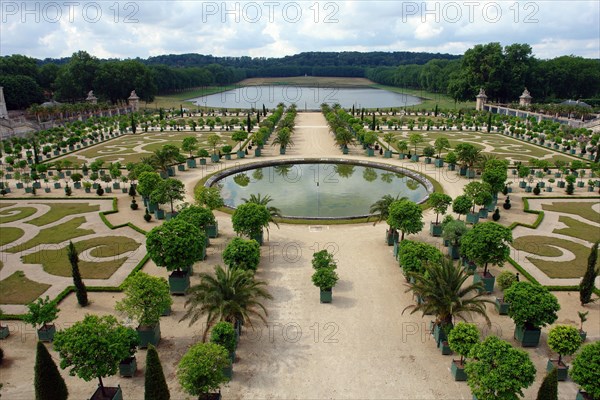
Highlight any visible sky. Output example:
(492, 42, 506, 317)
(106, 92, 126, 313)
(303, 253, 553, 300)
(1, 0, 599, 60)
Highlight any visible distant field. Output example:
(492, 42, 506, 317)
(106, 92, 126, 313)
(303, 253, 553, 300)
(239, 76, 375, 87)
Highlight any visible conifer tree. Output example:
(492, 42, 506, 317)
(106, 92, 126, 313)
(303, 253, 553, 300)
(580, 241, 599, 306)
(35, 341, 68, 400)
(536, 367, 558, 400)
(67, 241, 88, 307)
(145, 344, 170, 400)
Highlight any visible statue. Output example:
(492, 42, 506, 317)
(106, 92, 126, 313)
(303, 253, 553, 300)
(130, 90, 138, 98)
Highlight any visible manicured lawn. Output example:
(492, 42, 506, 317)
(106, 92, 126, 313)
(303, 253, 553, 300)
(0, 271, 50, 304)
(22, 236, 140, 279)
(26, 203, 100, 226)
(555, 216, 600, 242)
(512, 235, 591, 279)
(0, 207, 37, 223)
(6, 217, 93, 253)
(0, 202, 16, 209)
(542, 202, 600, 224)
(0, 227, 24, 246)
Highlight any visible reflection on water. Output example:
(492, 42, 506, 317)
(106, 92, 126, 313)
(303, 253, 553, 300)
(217, 163, 428, 218)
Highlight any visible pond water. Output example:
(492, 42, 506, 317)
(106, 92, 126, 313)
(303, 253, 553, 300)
(215, 162, 429, 219)
(189, 86, 421, 109)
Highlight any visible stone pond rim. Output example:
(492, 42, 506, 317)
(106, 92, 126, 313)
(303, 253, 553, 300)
(205, 157, 434, 221)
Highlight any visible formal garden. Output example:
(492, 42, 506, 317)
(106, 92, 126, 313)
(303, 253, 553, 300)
(0, 103, 599, 399)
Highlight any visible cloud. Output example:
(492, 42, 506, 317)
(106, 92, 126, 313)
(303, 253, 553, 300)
(0, 0, 597, 60)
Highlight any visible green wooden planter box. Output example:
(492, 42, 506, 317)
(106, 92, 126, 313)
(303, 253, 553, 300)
(466, 212, 479, 225)
(25, 187, 32, 193)
(577, 390, 592, 400)
(466, 169, 476, 179)
(177, 164, 186, 171)
(398, 153, 406, 159)
(37, 324, 56, 342)
(495, 298, 509, 315)
(579, 330, 587, 342)
(251, 230, 264, 245)
(384, 150, 392, 158)
(104, 187, 112, 193)
(430, 222, 443, 237)
(278, 147, 286, 155)
(411, 154, 419, 162)
(448, 164, 456, 171)
(112, 182, 120, 189)
(546, 359, 569, 381)
(434, 159, 444, 167)
(154, 208, 165, 220)
(473, 272, 495, 294)
(0, 325, 9, 339)
(451, 360, 467, 381)
(119, 356, 137, 377)
(393, 240, 400, 259)
(187, 158, 197, 168)
(200, 158, 207, 165)
(577, 181, 585, 188)
(254, 148, 261, 157)
(137, 324, 161, 348)
(206, 222, 219, 238)
(439, 340, 452, 355)
(90, 385, 122, 400)
(432, 324, 450, 346)
(366, 148, 374, 157)
(514, 324, 541, 347)
(478, 208, 489, 219)
(148, 202, 157, 213)
(519, 181, 527, 188)
(448, 245, 460, 260)
(424, 157, 432, 164)
(169, 270, 190, 295)
(386, 229, 399, 245)
(223, 362, 233, 379)
(237, 150, 245, 158)
(320, 288, 332, 303)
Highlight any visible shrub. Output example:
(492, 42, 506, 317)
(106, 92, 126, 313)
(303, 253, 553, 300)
(177, 342, 230, 396)
(222, 237, 261, 271)
(311, 267, 339, 290)
(547, 325, 582, 363)
(569, 341, 600, 398)
(210, 322, 237, 354)
(497, 271, 517, 292)
(312, 250, 337, 270)
(447, 322, 480, 364)
(504, 282, 560, 328)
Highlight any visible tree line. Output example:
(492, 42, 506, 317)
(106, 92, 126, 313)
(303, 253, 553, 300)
(367, 43, 600, 104)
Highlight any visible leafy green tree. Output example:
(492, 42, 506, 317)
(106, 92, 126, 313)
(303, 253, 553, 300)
(536, 367, 558, 400)
(232, 130, 248, 151)
(144, 344, 170, 400)
(53, 315, 138, 398)
(0, 74, 44, 109)
(35, 341, 68, 400)
(409, 133, 424, 154)
(55, 51, 99, 102)
(312, 267, 339, 290)
(242, 193, 282, 231)
(312, 250, 337, 270)
(482, 159, 509, 195)
(182, 265, 272, 339)
(580, 241, 599, 306)
(428, 192, 453, 224)
(67, 241, 88, 307)
(398, 240, 443, 276)
(464, 181, 493, 213)
(403, 258, 492, 329)
(369, 194, 402, 227)
(442, 219, 469, 248)
(115, 272, 172, 328)
(547, 325, 582, 364)
(177, 342, 230, 396)
(146, 218, 203, 273)
(447, 322, 480, 365)
(194, 186, 224, 210)
(136, 171, 162, 200)
(232, 202, 271, 241)
(150, 178, 185, 213)
(465, 335, 536, 400)
(569, 341, 600, 399)
(23, 296, 59, 330)
(387, 199, 424, 241)
(177, 204, 215, 231)
(460, 222, 512, 275)
(452, 195, 472, 220)
(181, 137, 198, 158)
(504, 282, 560, 329)
(207, 134, 221, 155)
(222, 237, 261, 272)
(210, 322, 237, 355)
(434, 137, 450, 158)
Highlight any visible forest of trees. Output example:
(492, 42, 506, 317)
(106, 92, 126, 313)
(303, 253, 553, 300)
(0, 45, 598, 110)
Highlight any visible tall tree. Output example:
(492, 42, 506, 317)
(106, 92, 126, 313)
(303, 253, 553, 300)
(55, 51, 99, 102)
(34, 341, 69, 400)
(144, 344, 170, 400)
(67, 241, 88, 307)
(386, 198, 424, 241)
(579, 241, 599, 306)
(536, 367, 558, 400)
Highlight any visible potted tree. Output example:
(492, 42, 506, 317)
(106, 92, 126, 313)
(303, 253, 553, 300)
(207, 134, 221, 163)
(312, 266, 339, 303)
(494, 270, 517, 315)
(398, 240, 442, 280)
(222, 145, 233, 160)
(465, 336, 536, 400)
(232, 130, 248, 158)
(382, 131, 395, 158)
(362, 131, 378, 156)
(504, 282, 560, 347)
(386, 198, 424, 242)
(460, 222, 513, 294)
(136, 171, 162, 213)
(397, 139, 408, 159)
(194, 186, 224, 238)
(409, 133, 423, 161)
(578, 311, 588, 342)
(181, 136, 198, 168)
(146, 218, 204, 294)
(149, 178, 185, 220)
(442, 219, 468, 260)
(23, 296, 60, 342)
(210, 321, 237, 378)
(115, 272, 173, 348)
(570, 341, 600, 400)
(272, 127, 294, 155)
(428, 193, 453, 237)
(177, 342, 230, 400)
(231, 202, 271, 245)
(452, 195, 472, 221)
(445, 151, 457, 171)
(54, 315, 138, 400)
(423, 145, 435, 164)
(547, 324, 583, 381)
(447, 322, 480, 381)
(434, 137, 450, 167)
(223, 237, 261, 272)
(197, 148, 210, 165)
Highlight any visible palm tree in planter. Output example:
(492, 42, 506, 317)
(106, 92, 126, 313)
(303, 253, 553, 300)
(504, 282, 560, 347)
(546, 325, 582, 381)
(312, 266, 339, 304)
(182, 265, 272, 340)
(53, 315, 139, 400)
(232, 202, 271, 245)
(396, 139, 409, 159)
(23, 296, 60, 342)
(242, 193, 282, 239)
(577, 311, 589, 342)
(569, 341, 600, 400)
(149, 178, 185, 220)
(465, 336, 536, 400)
(146, 218, 204, 294)
(178, 342, 230, 400)
(494, 271, 517, 315)
(210, 321, 237, 378)
(455, 143, 481, 178)
(447, 322, 480, 381)
(460, 221, 513, 294)
(428, 193, 453, 236)
(335, 127, 354, 154)
(115, 272, 173, 349)
(386, 198, 424, 242)
(272, 127, 294, 154)
(369, 194, 403, 245)
(403, 258, 492, 349)
(442, 219, 469, 260)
